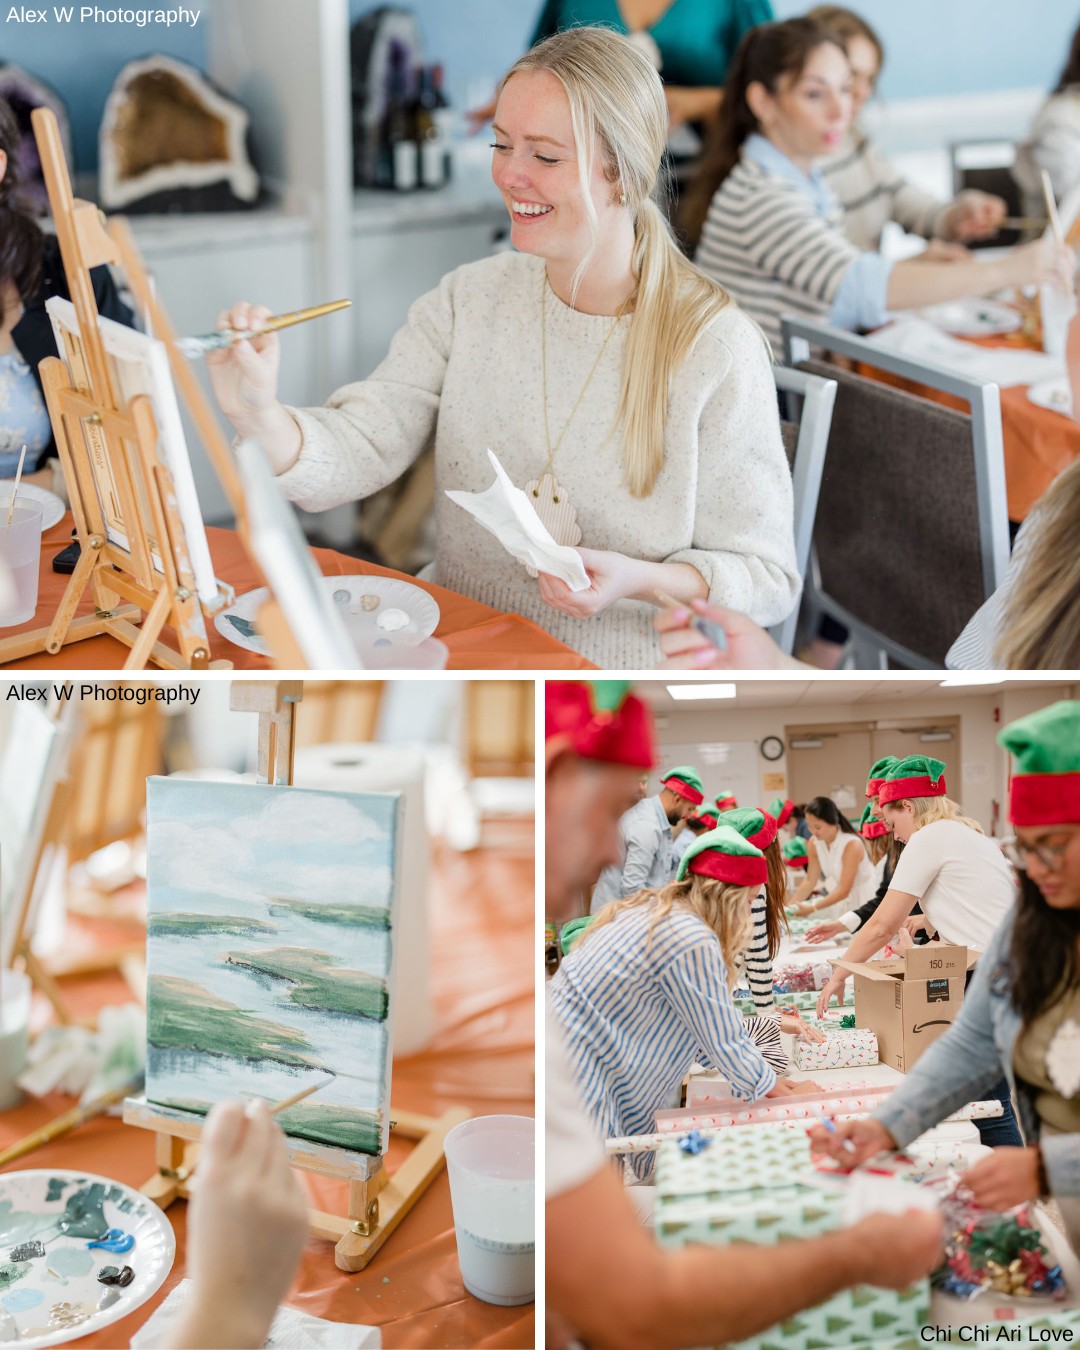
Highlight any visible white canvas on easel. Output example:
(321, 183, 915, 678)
(234, 439, 363, 669)
(0, 703, 72, 969)
(45, 296, 219, 607)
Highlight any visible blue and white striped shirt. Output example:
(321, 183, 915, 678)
(548, 903, 777, 1181)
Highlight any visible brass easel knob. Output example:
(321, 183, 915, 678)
(350, 1198, 379, 1237)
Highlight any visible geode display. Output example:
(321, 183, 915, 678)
(99, 55, 260, 213)
(0, 63, 74, 216)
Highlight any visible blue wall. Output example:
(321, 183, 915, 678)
(1, 0, 1076, 171)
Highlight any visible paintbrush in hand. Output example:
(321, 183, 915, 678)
(177, 299, 352, 359)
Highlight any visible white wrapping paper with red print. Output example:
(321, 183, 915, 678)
(792, 1027, 879, 1070)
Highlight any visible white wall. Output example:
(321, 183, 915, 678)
(649, 684, 1079, 834)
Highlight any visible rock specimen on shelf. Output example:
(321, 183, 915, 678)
(99, 55, 260, 213)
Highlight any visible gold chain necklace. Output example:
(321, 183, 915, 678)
(537, 273, 632, 505)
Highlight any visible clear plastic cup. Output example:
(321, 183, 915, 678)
(0, 970, 31, 1110)
(0, 500, 43, 626)
(444, 1114, 535, 1306)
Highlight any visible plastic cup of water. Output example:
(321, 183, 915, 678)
(0, 970, 31, 1110)
(444, 1114, 534, 1306)
(0, 500, 43, 627)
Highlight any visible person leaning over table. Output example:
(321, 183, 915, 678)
(677, 18, 1074, 354)
(815, 753, 1023, 1149)
(786, 794, 876, 920)
(590, 763, 703, 912)
(468, 0, 774, 136)
(544, 680, 943, 1350)
(553, 822, 828, 1187)
(672, 800, 717, 868)
(205, 26, 799, 671)
(809, 5, 1004, 253)
(812, 701, 1080, 1257)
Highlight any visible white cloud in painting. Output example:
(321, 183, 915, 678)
(231, 791, 388, 848)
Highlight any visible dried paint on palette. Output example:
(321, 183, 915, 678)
(144, 778, 401, 1156)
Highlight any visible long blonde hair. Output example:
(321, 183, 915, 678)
(581, 873, 755, 986)
(889, 795, 985, 836)
(995, 457, 1080, 669)
(500, 26, 737, 497)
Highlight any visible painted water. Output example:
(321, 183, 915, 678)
(145, 778, 400, 1154)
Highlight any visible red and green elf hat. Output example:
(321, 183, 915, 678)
(660, 765, 705, 806)
(859, 802, 890, 839)
(877, 755, 947, 805)
(998, 700, 1080, 827)
(677, 824, 767, 887)
(545, 681, 655, 768)
(719, 805, 778, 851)
(782, 837, 809, 868)
(865, 756, 899, 799)
(714, 789, 738, 812)
(691, 805, 721, 829)
(767, 795, 794, 827)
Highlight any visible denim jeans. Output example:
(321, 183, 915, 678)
(973, 1073, 1023, 1148)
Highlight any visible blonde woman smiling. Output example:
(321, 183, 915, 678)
(207, 27, 799, 668)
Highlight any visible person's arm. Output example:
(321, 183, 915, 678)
(206, 271, 456, 509)
(802, 838, 865, 913)
(547, 1164, 943, 1350)
(165, 1100, 309, 1349)
(886, 237, 1074, 312)
(655, 598, 809, 669)
(618, 816, 662, 898)
(659, 939, 776, 1101)
(788, 848, 821, 908)
(814, 885, 917, 1015)
(744, 892, 776, 1014)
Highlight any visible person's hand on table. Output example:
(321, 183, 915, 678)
(921, 238, 971, 262)
(655, 598, 806, 669)
(806, 920, 847, 944)
(815, 970, 849, 1019)
(167, 1100, 309, 1350)
(809, 1117, 898, 1168)
(942, 190, 1007, 241)
(961, 1147, 1043, 1210)
(791, 899, 818, 918)
(1008, 237, 1076, 295)
(779, 1012, 826, 1043)
(537, 547, 645, 618)
(764, 1077, 814, 1098)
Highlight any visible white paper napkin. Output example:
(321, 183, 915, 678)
(446, 450, 590, 592)
(865, 317, 1065, 388)
(132, 1279, 381, 1349)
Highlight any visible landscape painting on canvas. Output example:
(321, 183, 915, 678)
(145, 777, 401, 1155)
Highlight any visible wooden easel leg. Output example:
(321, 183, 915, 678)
(44, 533, 104, 654)
(142, 1132, 192, 1209)
(21, 947, 75, 1026)
(123, 581, 174, 671)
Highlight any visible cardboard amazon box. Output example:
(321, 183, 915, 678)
(830, 944, 978, 1073)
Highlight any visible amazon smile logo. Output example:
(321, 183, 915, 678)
(912, 1020, 953, 1033)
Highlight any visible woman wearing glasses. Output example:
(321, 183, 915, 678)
(812, 702, 1080, 1254)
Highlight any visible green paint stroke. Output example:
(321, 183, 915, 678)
(148, 976, 319, 1068)
(273, 1101, 383, 1154)
(225, 947, 388, 1021)
(0, 1263, 28, 1293)
(267, 899, 390, 930)
(147, 913, 278, 938)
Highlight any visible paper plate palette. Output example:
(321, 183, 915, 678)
(214, 575, 440, 659)
(0, 484, 65, 532)
(0, 1169, 175, 1347)
(917, 298, 1022, 337)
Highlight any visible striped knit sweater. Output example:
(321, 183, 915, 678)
(695, 153, 864, 352)
(739, 888, 775, 1013)
(821, 130, 945, 253)
(548, 903, 777, 1182)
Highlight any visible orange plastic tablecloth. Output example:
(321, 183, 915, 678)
(854, 331, 1080, 521)
(0, 836, 535, 1348)
(0, 517, 592, 672)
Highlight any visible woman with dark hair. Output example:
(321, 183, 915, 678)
(787, 794, 875, 920)
(679, 18, 1072, 350)
(810, 5, 1004, 252)
(1014, 19, 1080, 223)
(0, 97, 133, 483)
(813, 702, 1080, 1250)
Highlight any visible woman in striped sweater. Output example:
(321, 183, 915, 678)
(679, 18, 1073, 352)
(548, 825, 819, 1181)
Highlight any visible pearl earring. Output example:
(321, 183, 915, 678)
(619, 191, 627, 206)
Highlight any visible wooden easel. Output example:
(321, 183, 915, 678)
(0, 108, 246, 671)
(123, 680, 468, 1270)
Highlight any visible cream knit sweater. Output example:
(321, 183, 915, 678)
(277, 251, 799, 668)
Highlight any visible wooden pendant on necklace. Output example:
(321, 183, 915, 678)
(523, 472, 582, 577)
